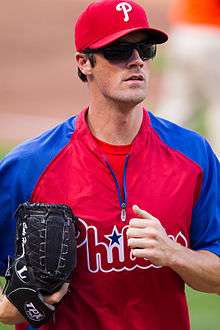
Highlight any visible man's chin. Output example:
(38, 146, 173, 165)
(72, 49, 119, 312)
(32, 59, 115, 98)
(118, 94, 146, 106)
(106, 89, 147, 108)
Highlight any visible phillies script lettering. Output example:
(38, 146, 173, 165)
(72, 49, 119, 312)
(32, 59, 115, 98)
(116, 2, 132, 22)
(77, 219, 188, 273)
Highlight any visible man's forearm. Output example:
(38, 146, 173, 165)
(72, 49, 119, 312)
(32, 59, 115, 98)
(169, 245, 220, 294)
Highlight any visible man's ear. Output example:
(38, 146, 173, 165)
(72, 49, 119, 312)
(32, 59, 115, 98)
(75, 52, 93, 77)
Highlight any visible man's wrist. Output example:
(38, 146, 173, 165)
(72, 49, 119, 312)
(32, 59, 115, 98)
(166, 239, 188, 269)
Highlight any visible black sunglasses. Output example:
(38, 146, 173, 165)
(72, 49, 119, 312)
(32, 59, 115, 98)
(85, 40, 157, 62)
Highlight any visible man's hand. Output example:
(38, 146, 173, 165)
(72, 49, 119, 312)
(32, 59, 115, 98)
(0, 283, 69, 325)
(43, 282, 70, 305)
(127, 205, 220, 294)
(127, 205, 180, 267)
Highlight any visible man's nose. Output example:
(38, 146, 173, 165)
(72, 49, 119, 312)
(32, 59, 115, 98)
(127, 49, 144, 68)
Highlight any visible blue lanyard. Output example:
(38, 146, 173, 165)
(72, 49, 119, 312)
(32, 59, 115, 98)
(105, 155, 129, 221)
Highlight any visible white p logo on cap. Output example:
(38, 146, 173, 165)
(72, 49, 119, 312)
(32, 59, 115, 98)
(116, 2, 133, 22)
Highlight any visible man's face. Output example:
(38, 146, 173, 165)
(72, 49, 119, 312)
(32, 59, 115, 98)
(87, 31, 152, 107)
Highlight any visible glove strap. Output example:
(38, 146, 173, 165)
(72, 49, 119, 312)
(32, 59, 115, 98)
(7, 287, 55, 327)
(4, 257, 55, 327)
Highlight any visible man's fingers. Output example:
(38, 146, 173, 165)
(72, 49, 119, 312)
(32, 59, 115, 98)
(131, 248, 160, 262)
(127, 226, 158, 238)
(127, 227, 147, 237)
(128, 238, 156, 249)
(132, 205, 157, 221)
(129, 218, 151, 228)
(131, 248, 151, 258)
(129, 217, 161, 229)
(44, 282, 69, 305)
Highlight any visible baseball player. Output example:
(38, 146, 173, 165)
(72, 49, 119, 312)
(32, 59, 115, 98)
(0, 1, 220, 330)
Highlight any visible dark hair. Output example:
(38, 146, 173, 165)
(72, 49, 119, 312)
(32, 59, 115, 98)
(78, 50, 96, 82)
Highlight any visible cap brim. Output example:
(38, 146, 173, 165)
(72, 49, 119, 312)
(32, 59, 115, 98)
(89, 27, 168, 49)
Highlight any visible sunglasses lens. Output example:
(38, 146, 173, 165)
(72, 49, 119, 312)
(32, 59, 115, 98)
(101, 42, 156, 62)
(139, 44, 156, 61)
(103, 46, 133, 61)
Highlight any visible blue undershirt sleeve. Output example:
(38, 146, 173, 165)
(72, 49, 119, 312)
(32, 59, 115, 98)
(0, 117, 76, 275)
(149, 112, 220, 256)
(0, 150, 33, 275)
(191, 141, 220, 256)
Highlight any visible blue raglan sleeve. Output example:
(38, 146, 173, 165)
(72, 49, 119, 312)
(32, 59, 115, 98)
(190, 141, 220, 256)
(148, 112, 220, 257)
(0, 149, 35, 275)
(0, 116, 76, 276)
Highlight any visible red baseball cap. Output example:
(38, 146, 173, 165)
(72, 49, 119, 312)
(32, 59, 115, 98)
(75, 0, 168, 52)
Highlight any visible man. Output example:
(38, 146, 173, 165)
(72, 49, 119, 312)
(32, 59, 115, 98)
(0, 0, 220, 330)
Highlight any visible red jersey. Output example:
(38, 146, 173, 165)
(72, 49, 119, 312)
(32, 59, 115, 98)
(1, 108, 220, 330)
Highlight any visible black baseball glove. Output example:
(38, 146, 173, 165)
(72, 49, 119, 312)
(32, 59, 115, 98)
(3, 202, 78, 327)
